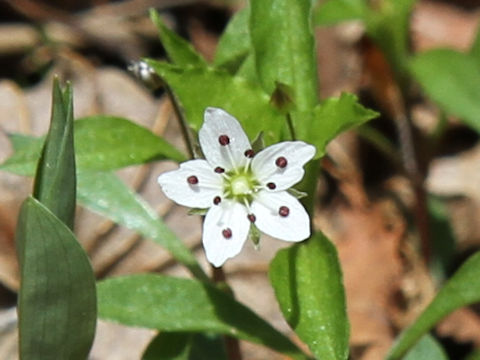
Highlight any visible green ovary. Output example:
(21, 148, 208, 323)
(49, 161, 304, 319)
(224, 171, 259, 203)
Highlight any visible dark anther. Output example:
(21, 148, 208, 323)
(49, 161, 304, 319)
(244, 149, 254, 158)
(275, 156, 288, 168)
(267, 182, 276, 190)
(247, 214, 256, 223)
(187, 175, 198, 185)
(213, 196, 221, 205)
(222, 228, 233, 239)
(214, 166, 225, 173)
(279, 206, 290, 217)
(218, 134, 230, 146)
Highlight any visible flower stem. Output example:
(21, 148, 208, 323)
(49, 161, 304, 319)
(166, 85, 195, 159)
(286, 112, 297, 140)
(211, 265, 243, 360)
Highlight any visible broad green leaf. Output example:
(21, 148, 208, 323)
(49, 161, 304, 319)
(214, 6, 251, 74)
(150, 9, 206, 67)
(146, 60, 284, 145)
(269, 232, 349, 360)
(143, 332, 227, 360)
(16, 197, 96, 360)
(410, 49, 480, 133)
(32, 79, 76, 229)
(387, 251, 480, 359)
(403, 334, 448, 360)
(314, 0, 369, 25)
(298, 93, 378, 158)
(250, 0, 318, 111)
(98, 274, 309, 360)
(0, 116, 186, 176)
(76, 171, 208, 282)
(9, 133, 42, 152)
(74, 116, 186, 169)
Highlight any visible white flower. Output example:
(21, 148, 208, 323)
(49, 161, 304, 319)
(158, 107, 316, 267)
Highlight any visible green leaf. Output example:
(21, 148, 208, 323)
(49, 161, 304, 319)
(142, 332, 227, 360)
(74, 116, 186, 169)
(33, 78, 76, 229)
(0, 116, 186, 176)
(98, 274, 309, 360)
(428, 196, 456, 281)
(150, 9, 206, 67)
(269, 232, 349, 360)
(403, 334, 448, 360)
(314, 0, 369, 25)
(470, 24, 480, 66)
(386, 250, 480, 359)
(298, 93, 378, 158)
(214, 6, 251, 74)
(410, 49, 480, 133)
(250, 0, 318, 110)
(146, 61, 285, 145)
(76, 171, 208, 282)
(16, 197, 96, 360)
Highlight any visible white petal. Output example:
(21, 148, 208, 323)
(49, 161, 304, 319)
(199, 107, 251, 171)
(203, 200, 250, 267)
(251, 190, 310, 242)
(158, 159, 223, 208)
(251, 141, 316, 190)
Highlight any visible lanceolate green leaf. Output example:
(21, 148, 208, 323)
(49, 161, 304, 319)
(403, 334, 448, 360)
(214, 6, 251, 74)
(146, 60, 284, 145)
(16, 197, 96, 360)
(142, 332, 227, 360)
(298, 93, 379, 158)
(250, 0, 318, 111)
(314, 0, 369, 26)
(77, 171, 208, 282)
(387, 251, 480, 359)
(98, 274, 309, 360)
(410, 49, 480, 134)
(0, 116, 186, 176)
(33, 78, 76, 229)
(269, 232, 349, 360)
(150, 9, 206, 67)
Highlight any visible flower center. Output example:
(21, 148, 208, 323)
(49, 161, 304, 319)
(231, 176, 251, 196)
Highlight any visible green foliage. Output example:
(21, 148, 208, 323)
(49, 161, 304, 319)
(0, 116, 186, 175)
(428, 196, 456, 281)
(16, 80, 96, 360)
(16, 198, 97, 360)
(410, 49, 480, 133)
(146, 60, 285, 145)
(142, 332, 227, 360)
(299, 93, 379, 158)
(33, 78, 76, 229)
(250, 0, 318, 111)
(269, 233, 349, 360)
(314, 0, 368, 25)
(214, 6, 251, 74)
(403, 334, 448, 360)
(387, 251, 480, 359)
(469, 24, 480, 66)
(150, 10, 206, 67)
(77, 172, 208, 281)
(97, 274, 309, 360)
